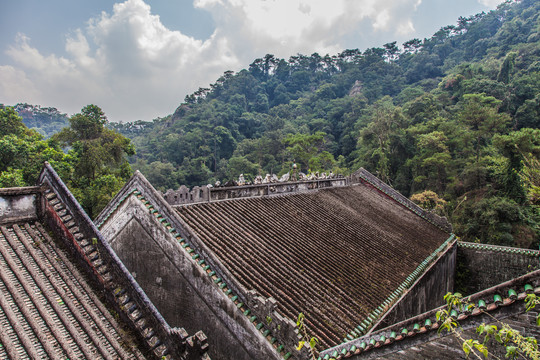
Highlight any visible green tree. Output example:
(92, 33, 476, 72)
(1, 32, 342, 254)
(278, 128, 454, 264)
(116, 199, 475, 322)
(0, 106, 27, 137)
(410, 190, 447, 216)
(494, 128, 540, 203)
(283, 131, 327, 172)
(54, 105, 135, 218)
(497, 51, 517, 84)
(226, 156, 259, 181)
(0, 107, 73, 186)
(410, 131, 452, 193)
(0, 168, 25, 188)
(356, 97, 408, 184)
(457, 94, 511, 189)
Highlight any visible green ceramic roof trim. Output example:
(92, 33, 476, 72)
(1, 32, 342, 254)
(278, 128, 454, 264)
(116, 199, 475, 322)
(343, 234, 456, 342)
(129, 189, 294, 360)
(458, 241, 540, 257)
(319, 282, 538, 360)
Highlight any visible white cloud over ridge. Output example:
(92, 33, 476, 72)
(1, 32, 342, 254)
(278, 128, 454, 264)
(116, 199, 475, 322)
(1, 0, 435, 121)
(478, 0, 501, 7)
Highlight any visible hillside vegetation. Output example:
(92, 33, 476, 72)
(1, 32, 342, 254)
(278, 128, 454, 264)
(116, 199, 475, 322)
(111, 0, 540, 247)
(1, 0, 539, 246)
(13, 103, 69, 138)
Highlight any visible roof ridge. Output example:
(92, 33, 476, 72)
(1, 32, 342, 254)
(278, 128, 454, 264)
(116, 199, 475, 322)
(163, 177, 350, 206)
(353, 168, 452, 233)
(38, 162, 209, 359)
(458, 241, 540, 256)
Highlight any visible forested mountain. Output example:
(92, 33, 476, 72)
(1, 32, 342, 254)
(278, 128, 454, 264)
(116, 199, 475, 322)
(13, 103, 69, 138)
(1, 0, 538, 247)
(113, 0, 539, 247)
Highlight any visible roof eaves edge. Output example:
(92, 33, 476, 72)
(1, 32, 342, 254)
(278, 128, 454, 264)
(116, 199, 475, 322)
(320, 268, 540, 359)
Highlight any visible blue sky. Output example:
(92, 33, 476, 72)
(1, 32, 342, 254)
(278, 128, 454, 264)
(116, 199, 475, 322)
(0, 0, 500, 122)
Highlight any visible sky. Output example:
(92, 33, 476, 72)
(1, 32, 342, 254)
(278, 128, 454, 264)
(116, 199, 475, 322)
(0, 0, 501, 122)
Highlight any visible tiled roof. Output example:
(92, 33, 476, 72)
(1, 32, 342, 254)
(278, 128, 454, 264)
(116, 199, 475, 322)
(175, 183, 450, 350)
(0, 220, 145, 359)
(37, 162, 209, 360)
(319, 269, 540, 359)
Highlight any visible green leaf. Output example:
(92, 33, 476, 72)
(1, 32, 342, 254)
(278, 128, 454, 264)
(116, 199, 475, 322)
(505, 346, 516, 359)
(474, 343, 488, 359)
(463, 340, 472, 356)
(477, 324, 485, 334)
(297, 313, 305, 328)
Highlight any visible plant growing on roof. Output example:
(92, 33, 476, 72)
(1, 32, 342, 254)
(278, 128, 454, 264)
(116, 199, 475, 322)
(437, 292, 540, 360)
(296, 313, 319, 359)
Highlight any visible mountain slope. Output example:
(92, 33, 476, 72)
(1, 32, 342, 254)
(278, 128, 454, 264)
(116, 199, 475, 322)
(115, 0, 540, 247)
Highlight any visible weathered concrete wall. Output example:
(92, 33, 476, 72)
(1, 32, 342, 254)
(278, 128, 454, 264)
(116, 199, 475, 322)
(162, 178, 349, 205)
(100, 195, 281, 360)
(456, 242, 540, 295)
(374, 241, 456, 331)
(0, 187, 39, 225)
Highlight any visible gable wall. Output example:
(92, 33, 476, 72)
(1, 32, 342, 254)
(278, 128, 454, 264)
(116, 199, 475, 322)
(99, 194, 281, 360)
(456, 242, 540, 295)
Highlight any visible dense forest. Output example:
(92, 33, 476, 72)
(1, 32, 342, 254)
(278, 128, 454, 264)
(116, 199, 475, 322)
(0, 104, 134, 219)
(110, 0, 540, 248)
(1, 0, 539, 247)
(13, 103, 69, 138)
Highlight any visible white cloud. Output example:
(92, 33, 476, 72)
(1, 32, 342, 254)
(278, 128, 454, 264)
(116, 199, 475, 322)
(195, 0, 425, 57)
(397, 20, 416, 36)
(1, 0, 426, 121)
(478, 0, 501, 7)
(1, 0, 238, 121)
(0, 65, 39, 103)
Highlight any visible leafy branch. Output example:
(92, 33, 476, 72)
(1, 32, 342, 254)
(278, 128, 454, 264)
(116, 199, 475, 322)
(437, 292, 540, 360)
(297, 313, 319, 359)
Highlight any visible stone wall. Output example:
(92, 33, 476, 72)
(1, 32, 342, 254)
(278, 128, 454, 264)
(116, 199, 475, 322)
(456, 242, 540, 295)
(0, 187, 39, 225)
(162, 178, 349, 205)
(373, 239, 457, 331)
